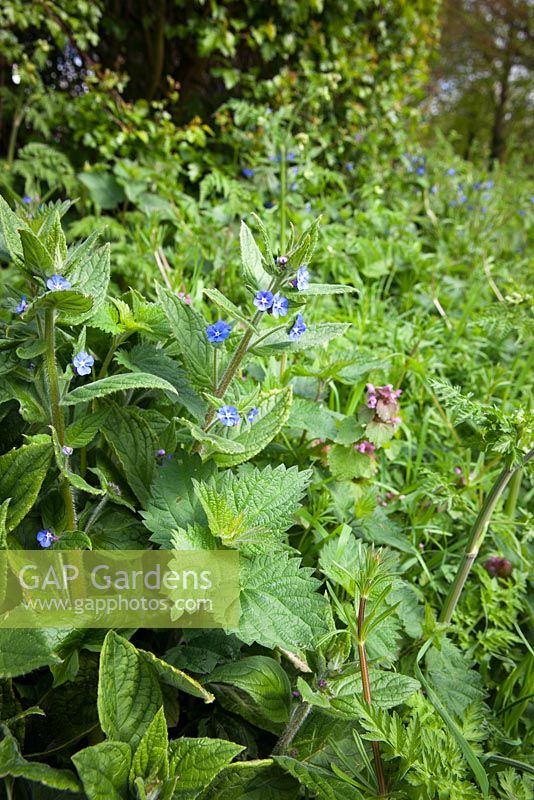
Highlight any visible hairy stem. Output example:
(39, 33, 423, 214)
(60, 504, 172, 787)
(279, 143, 287, 253)
(44, 308, 76, 530)
(440, 448, 534, 624)
(357, 596, 387, 796)
(271, 700, 311, 755)
(504, 467, 522, 519)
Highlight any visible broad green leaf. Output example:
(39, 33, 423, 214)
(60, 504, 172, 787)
(78, 171, 125, 209)
(204, 288, 258, 330)
(288, 216, 321, 268)
(0, 726, 81, 791)
(157, 285, 213, 389)
(73, 740, 131, 800)
(250, 212, 275, 266)
(213, 387, 293, 467)
(31, 289, 94, 320)
(327, 444, 376, 480)
(64, 242, 111, 322)
(328, 669, 420, 714)
(196, 759, 297, 800)
(287, 398, 340, 440)
(298, 283, 356, 295)
(97, 631, 163, 748)
(0, 195, 24, 259)
(275, 757, 364, 800)
(19, 229, 54, 273)
(238, 552, 329, 651)
(62, 372, 179, 405)
(240, 220, 271, 289)
(0, 630, 61, 678)
(66, 407, 111, 447)
(0, 440, 52, 532)
(207, 656, 291, 733)
(425, 639, 485, 717)
(101, 406, 157, 505)
(365, 419, 397, 446)
(44, 210, 68, 267)
(137, 649, 215, 703)
(194, 463, 311, 547)
(168, 737, 244, 799)
(0, 499, 9, 550)
(51, 427, 104, 495)
(252, 323, 350, 355)
(130, 707, 168, 788)
(181, 418, 247, 455)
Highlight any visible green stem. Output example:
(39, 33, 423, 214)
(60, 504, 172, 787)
(44, 308, 76, 531)
(504, 467, 522, 519)
(271, 700, 311, 755)
(6, 106, 24, 167)
(440, 449, 534, 624)
(279, 144, 287, 253)
(357, 596, 387, 796)
(213, 347, 218, 392)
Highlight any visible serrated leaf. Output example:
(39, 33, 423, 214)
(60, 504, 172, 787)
(327, 444, 375, 480)
(101, 406, 157, 505)
(0, 440, 52, 532)
(64, 242, 110, 322)
(252, 323, 350, 355)
(168, 737, 244, 799)
(157, 285, 213, 389)
(31, 289, 94, 319)
(181, 418, 247, 455)
(51, 427, 104, 495)
(97, 631, 163, 748)
(19, 228, 54, 274)
(275, 757, 364, 800)
(73, 740, 131, 800)
(0, 630, 61, 678)
(194, 463, 311, 547)
(298, 284, 356, 295)
(238, 552, 329, 651)
(425, 639, 485, 717)
(206, 656, 291, 733)
(196, 759, 295, 800)
(0, 725, 81, 791)
(137, 649, 214, 703)
(130, 707, 168, 788)
(78, 171, 125, 209)
(0, 195, 24, 259)
(329, 669, 420, 715)
(213, 387, 293, 467)
(240, 220, 272, 290)
(62, 372, 179, 405)
(365, 419, 397, 446)
(66, 407, 111, 447)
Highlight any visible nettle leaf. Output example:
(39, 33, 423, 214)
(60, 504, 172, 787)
(0, 630, 61, 678)
(252, 323, 350, 355)
(19, 228, 54, 274)
(130, 707, 169, 788)
(66, 406, 111, 447)
(327, 444, 376, 480)
(157, 284, 213, 389)
(0, 439, 52, 532)
(328, 668, 420, 715)
(62, 372, 179, 405)
(44, 210, 68, 266)
(64, 242, 111, 322)
(0, 725, 81, 791)
(73, 740, 132, 800)
(141, 456, 216, 547)
(196, 759, 296, 799)
(240, 220, 271, 289)
(101, 405, 157, 505)
(194, 463, 311, 548)
(213, 387, 293, 467)
(97, 631, 163, 749)
(287, 398, 340, 441)
(116, 343, 205, 420)
(30, 289, 94, 321)
(204, 288, 258, 330)
(238, 552, 329, 651)
(425, 639, 485, 718)
(168, 737, 244, 799)
(275, 756, 364, 800)
(206, 656, 291, 733)
(181, 418, 247, 455)
(0, 195, 25, 259)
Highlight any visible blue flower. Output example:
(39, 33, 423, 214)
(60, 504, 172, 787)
(519, 209, 526, 217)
(290, 166, 299, 176)
(287, 151, 296, 161)
(481, 206, 487, 214)
(345, 162, 354, 172)
(206, 320, 231, 343)
(430, 185, 438, 194)
(37, 529, 58, 548)
(247, 407, 259, 423)
(289, 313, 306, 340)
(15, 295, 28, 314)
(291, 265, 310, 291)
(46, 274, 71, 291)
(458, 194, 467, 204)
(242, 167, 254, 178)
(217, 405, 240, 427)
(473, 181, 482, 190)
(264, 200, 274, 209)
(289, 182, 298, 191)
(450, 199, 458, 208)
(73, 351, 94, 376)
(530, 196, 534, 204)
(271, 293, 288, 318)
(484, 180, 494, 189)
(254, 290, 274, 311)
(416, 165, 425, 176)
(62, 445, 73, 456)
(447, 168, 456, 176)
(22, 195, 33, 204)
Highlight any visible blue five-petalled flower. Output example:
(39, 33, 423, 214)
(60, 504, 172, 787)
(271, 293, 288, 318)
(292, 265, 310, 291)
(46, 274, 71, 292)
(217, 405, 240, 427)
(37, 529, 58, 548)
(73, 351, 94, 376)
(247, 407, 259, 423)
(206, 320, 231, 343)
(15, 295, 28, 314)
(289, 313, 306, 340)
(253, 291, 274, 311)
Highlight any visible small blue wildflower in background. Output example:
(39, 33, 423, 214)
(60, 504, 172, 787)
(447, 168, 456, 176)
(247, 407, 259, 423)
(15, 295, 28, 314)
(481, 206, 487, 214)
(264, 200, 274, 209)
(467, 204, 474, 211)
(484, 180, 494, 189)
(73, 351, 94, 376)
(450, 199, 458, 208)
(277, 255, 288, 266)
(22, 195, 32, 204)
(530, 196, 534, 204)
(291, 265, 310, 291)
(289, 313, 306, 340)
(206, 320, 231, 343)
(254, 290, 274, 311)
(519, 209, 526, 217)
(459, 194, 467, 204)
(355, 133, 363, 142)
(62, 445, 73, 456)
(473, 181, 481, 190)
(242, 167, 254, 178)
(47, 274, 71, 291)
(431, 185, 438, 194)
(37, 529, 58, 548)
(287, 151, 296, 161)
(345, 162, 354, 172)
(271, 293, 288, 318)
(290, 166, 298, 176)
(217, 405, 240, 427)
(289, 182, 298, 191)
(417, 165, 426, 176)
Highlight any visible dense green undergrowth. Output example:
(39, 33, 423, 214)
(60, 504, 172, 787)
(0, 134, 532, 799)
